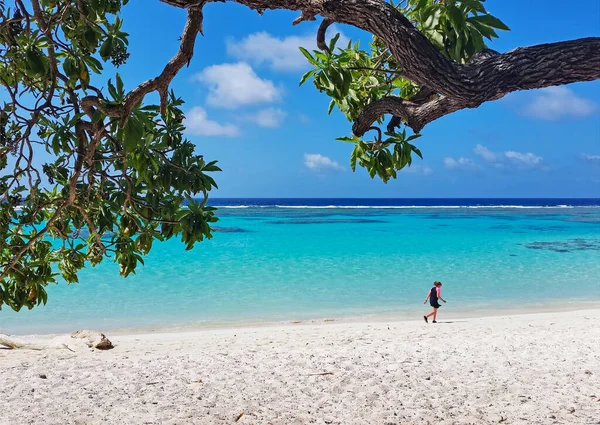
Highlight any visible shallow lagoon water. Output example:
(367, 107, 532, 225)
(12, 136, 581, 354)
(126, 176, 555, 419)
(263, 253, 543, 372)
(2, 199, 599, 334)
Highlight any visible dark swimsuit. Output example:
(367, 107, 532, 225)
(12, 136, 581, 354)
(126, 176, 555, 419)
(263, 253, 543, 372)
(429, 287, 441, 309)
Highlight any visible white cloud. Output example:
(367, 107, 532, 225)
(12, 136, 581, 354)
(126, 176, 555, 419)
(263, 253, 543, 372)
(582, 153, 600, 162)
(443, 157, 478, 171)
(304, 153, 345, 172)
(183, 107, 239, 137)
(474, 144, 498, 162)
(504, 151, 542, 166)
(401, 165, 433, 176)
(523, 86, 596, 120)
(195, 62, 281, 109)
(226, 28, 349, 71)
(474, 144, 543, 169)
(243, 108, 287, 128)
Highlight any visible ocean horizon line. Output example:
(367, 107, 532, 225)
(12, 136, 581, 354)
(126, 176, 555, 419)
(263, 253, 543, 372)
(204, 197, 600, 208)
(207, 197, 600, 200)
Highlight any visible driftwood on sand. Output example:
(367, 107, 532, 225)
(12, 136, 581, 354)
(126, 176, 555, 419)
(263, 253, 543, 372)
(0, 330, 113, 351)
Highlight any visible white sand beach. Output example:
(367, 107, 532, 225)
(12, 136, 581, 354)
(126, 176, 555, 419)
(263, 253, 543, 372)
(1, 309, 599, 425)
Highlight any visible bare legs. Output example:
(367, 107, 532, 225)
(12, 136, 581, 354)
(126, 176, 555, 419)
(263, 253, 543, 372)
(425, 308, 438, 322)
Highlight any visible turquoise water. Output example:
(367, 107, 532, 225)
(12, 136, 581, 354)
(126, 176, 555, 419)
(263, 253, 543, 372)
(2, 201, 600, 334)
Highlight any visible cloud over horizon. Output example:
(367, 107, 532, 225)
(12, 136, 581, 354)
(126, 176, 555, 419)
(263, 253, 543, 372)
(504, 151, 542, 166)
(304, 153, 345, 172)
(582, 153, 600, 160)
(581, 153, 600, 164)
(474, 144, 543, 169)
(473, 144, 498, 162)
(443, 157, 479, 171)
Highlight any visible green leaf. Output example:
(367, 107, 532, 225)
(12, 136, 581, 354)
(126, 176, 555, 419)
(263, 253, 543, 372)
(123, 118, 143, 152)
(327, 99, 336, 115)
(317, 72, 334, 92)
(328, 33, 341, 53)
(405, 134, 422, 143)
(453, 36, 464, 62)
(84, 27, 99, 46)
(299, 69, 316, 86)
(85, 56, 103, 73)
(415, 0, 428, 11)
(468, 27, 485, 52)
(336, 136, 359, 143)
(314, 51, 328, 62)
(38, 286, 48, 305)
(92, 109, 104, 124)
(469, 14, 510, 31)
(467, 19, 499, 39)
(428, 30, 445, 48)
(446, 5, 465, 30)
(350, 146, 358, 172)
(116, 73, 124, 95)
(62, 58, 79, 80)
(99, 36, 114, 60)
(329, 68, 345, 95)
(107, 78, 118, 100)
(422, 6, 442, 30)
(341, 69, 352, 96)
(459, 0, 486, 13)
(298, 47, 317, 66)
(79, 62, 90, 87)
(368, 164, 377, 178)
(203, 161, 221, 172)
(25, 49, 49, 76)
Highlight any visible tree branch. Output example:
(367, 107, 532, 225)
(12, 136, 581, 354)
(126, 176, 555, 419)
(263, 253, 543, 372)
(354, 37, 600, 134)
(353, 95, 465, 136)
(316, 18, 333, 53)
(160, 0, 456, 93)
(459, 38, 600, 102)
(161, 0, 600, 134)
(82, 5, 205, 118)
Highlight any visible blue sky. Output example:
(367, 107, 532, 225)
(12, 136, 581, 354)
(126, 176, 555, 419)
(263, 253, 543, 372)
(29, 1, 600, 197)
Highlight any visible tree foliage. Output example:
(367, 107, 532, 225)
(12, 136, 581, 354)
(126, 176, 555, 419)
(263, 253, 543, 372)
(1, 0, 218, 311)
(299, 0, 509, 182)
(1, 0, 598, 311)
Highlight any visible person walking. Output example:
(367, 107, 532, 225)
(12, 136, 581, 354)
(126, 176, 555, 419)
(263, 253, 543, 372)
(424, 281, 446, 323)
